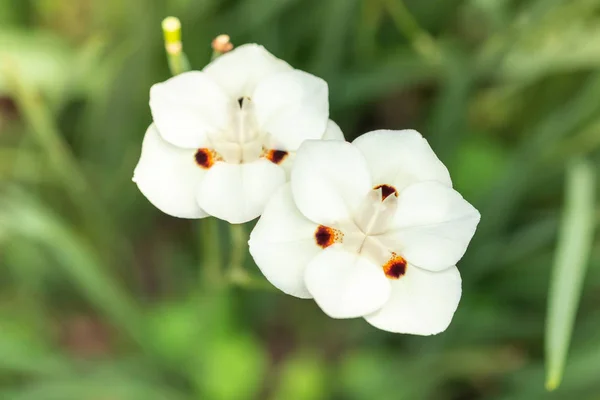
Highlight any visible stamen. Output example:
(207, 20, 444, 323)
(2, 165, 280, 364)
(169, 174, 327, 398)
(314, 225, 343, 249)
(237, 97, 244, 108)
(383, 253, 407, 279)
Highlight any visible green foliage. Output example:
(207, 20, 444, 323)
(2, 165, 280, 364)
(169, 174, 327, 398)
(1, 0, 599, 398)
(546, 159, 596, 390)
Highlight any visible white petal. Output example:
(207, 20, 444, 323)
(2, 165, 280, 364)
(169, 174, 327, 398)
(291, 140, 372, 226)
(352, 129, 452, 191)
(364, 265, 461, 335)
(197, 159, 286, 224)
(268, 119, 344, 179)
(304, 246, 391, 319)
(249, 184, 319, 298)
(322, 119, 345, 141)
(203, 44, 293, 98)
(377, 181, 480, 271)
(149, 71, 230, 148)
(253, 70, 329, 150)
(133, 124, 208, 219)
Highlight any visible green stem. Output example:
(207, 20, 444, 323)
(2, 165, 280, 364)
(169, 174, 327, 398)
(226, 224, 277, 292)
(167, 51, 191, 76)
(6, 65, 87, 195)
(382, 0, 440, 62)
(162, 17, 190, 75)
(228, 223, 248, 276)
(200, 217, 223, 288)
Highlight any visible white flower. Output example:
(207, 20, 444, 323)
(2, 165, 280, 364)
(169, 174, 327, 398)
(248, 130, 480, 335)
(133, 44, 343, 223)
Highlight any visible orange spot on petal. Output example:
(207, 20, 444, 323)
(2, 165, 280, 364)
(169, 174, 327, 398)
(195, 148, 218, 169)
(314, 225, 343, 249)
(383, 253, 407, 279)
(265, 149, 289, 165)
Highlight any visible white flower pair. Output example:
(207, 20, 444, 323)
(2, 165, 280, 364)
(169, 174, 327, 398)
(133, 44, 341, 224)
(134, 44, 480, 335)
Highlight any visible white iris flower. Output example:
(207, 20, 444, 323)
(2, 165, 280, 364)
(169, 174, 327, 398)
(133, 44, 342, 223)
(249, 130, 481, 335)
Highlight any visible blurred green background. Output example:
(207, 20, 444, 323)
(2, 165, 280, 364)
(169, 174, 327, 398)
(1, 0, 600, 399)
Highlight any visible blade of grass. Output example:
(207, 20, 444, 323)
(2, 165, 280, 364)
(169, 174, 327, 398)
(381, 0, 440, 63)
(545, 158, 596, 390)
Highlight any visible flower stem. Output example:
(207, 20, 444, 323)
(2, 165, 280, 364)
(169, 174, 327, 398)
(200, 217, 223, 289)
(162, 17, 190, 75)
(228, 223, 248, 276)
(382, 0, 441, 63)
(226, 223, 277, 292)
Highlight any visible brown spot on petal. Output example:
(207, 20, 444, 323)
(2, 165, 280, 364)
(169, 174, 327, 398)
(265, 149, 289, 165)
(383, 253, 407, 279)
(374, 184, 398, 201)
(195, 148, 215, 169)
(314, 225, 343, 248)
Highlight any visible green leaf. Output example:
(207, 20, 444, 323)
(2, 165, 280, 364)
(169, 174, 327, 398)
(545, 158, 596, 390)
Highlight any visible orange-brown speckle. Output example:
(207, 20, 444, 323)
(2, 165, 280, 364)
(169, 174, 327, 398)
(314, 225, 343, 249)
(374, 184, 398, 201)
(195, 148, 216, 169)
(265, 149, 289, 165)
(383, 253, 407, 279)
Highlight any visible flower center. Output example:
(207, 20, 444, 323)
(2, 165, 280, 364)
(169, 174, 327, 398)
(313, 185, 404, 279)
(208, 97, 267, 164)
(354, 185, 398, 237)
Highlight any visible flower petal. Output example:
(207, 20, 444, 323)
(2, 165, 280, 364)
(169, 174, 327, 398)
(352, 129, 451, 191)
(133, 124, 208, 219)
(197, 159, 285, 224)
(304, 246, 391, 319)
(203, 44, 293, 98)
(377, 181, 480, 271)
(364, 265, 461, 335)
(253, 70, 329, 150)
(271, 119, 345, 179)
(291, 140, 372, 226)
(150, 71, 230, 148)
(249, 184, 319, 298)
(322, 119, 345, 141)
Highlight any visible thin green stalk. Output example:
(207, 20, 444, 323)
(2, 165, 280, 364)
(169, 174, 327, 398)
(200, 217, 223, 288)
(381, 0, 440, 63)
(162, 17, 190, 75)
(228, 223, 249, 278)
(227, 224, 277, 292)
(5, 63, 88, 195)
(545, 158, 596, 390)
